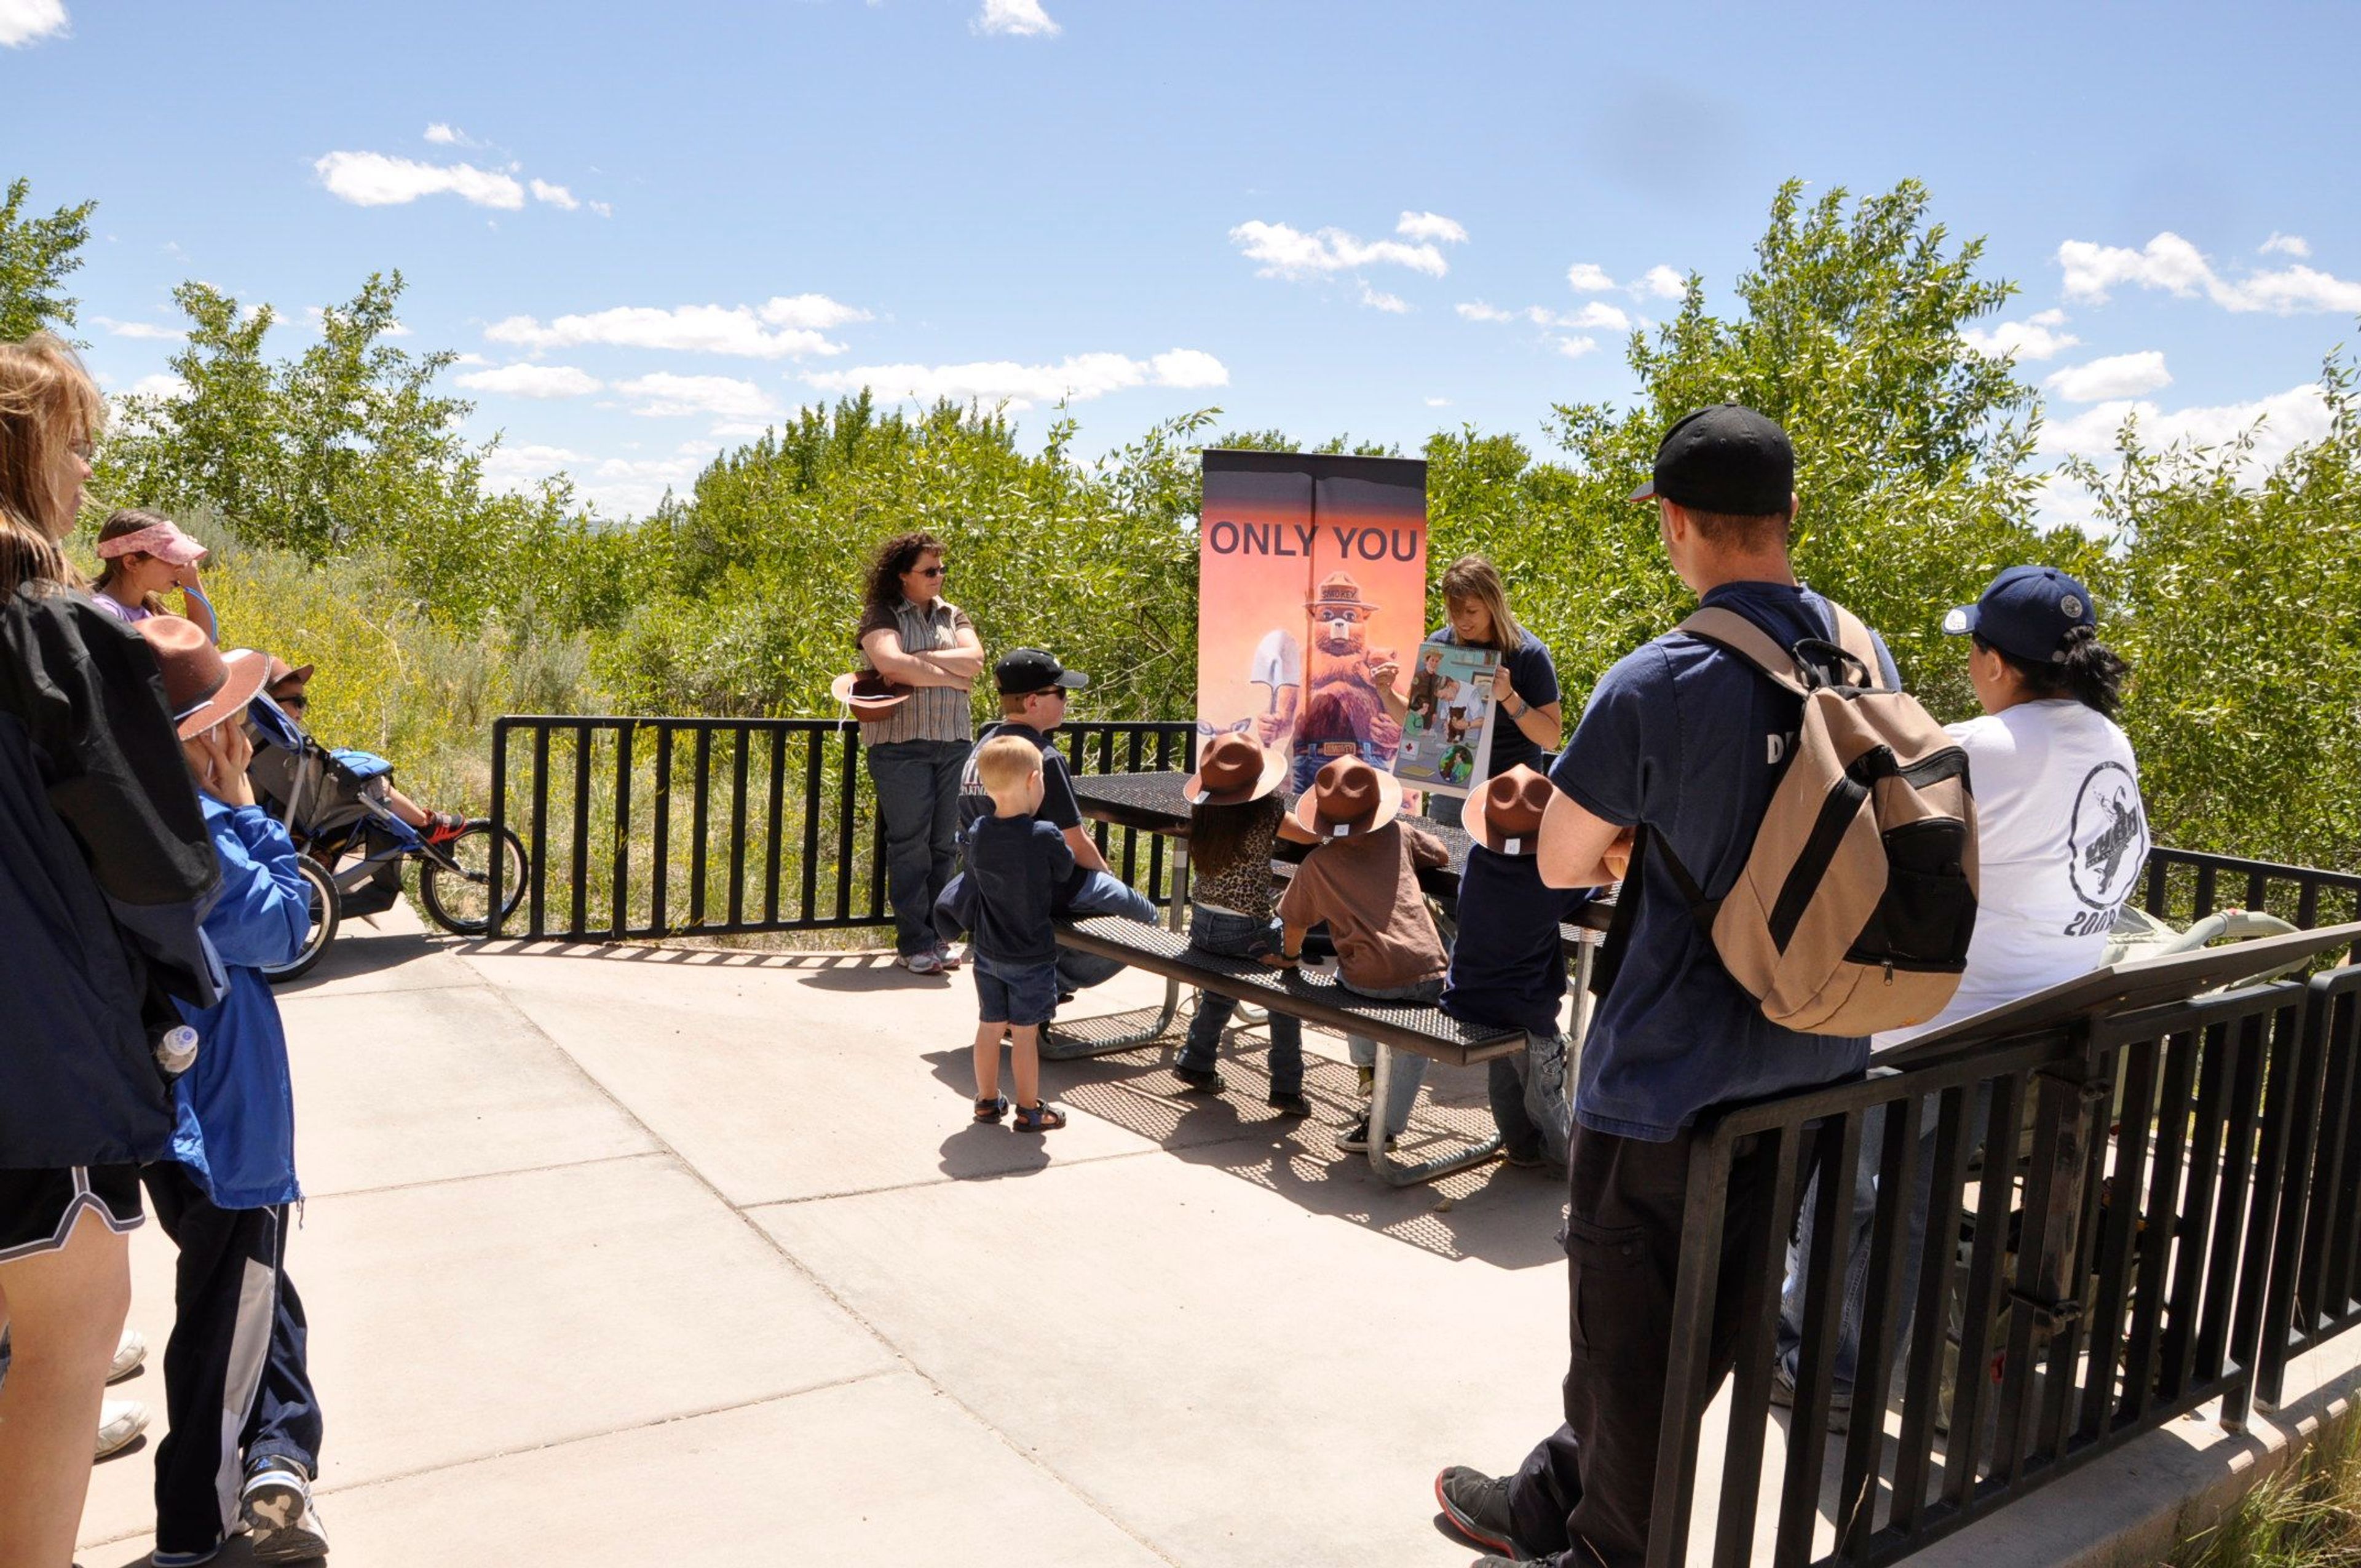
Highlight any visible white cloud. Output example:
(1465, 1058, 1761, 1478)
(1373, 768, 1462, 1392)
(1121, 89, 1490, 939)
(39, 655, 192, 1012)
(451, 352, 491, 366)
(2261, 232, 2311, 258)
(1554, 336, 1599, 360)
(481, 441, 702, 517)
(423, 122, 467, 146)
(315, 151, 524, 210)
(2059, 231, 2361, 314)
(707, 419, 778, 441)
(1462, 301, 1631, 333)
(588, 200, 614, 219)
(1559, 301, 1631, 331)
(2046, 350, 2171, 403)
(805, 347, 1228, 411)
(2039, 382, 2332, 468)
(612, 372, 775, 419)
(1567, 261, 1686, 299)
(484, 296, 869, 359)
(1396, 211, 1468, 245)
(975, 0, 1058, 35)
(0, 0, 67, 46)
(92, 316, 184, 343)
(1455, 301, 1516, 323)
(1425, 397, 1452, 408)
(128, 373, 188, 400)
(456, 363, 603, 398)
(1360, 284, 1410, 314)
(1228, 220, 1449, 279)
(1962, 312, 2082, 362)
(529, 179, 580, 211)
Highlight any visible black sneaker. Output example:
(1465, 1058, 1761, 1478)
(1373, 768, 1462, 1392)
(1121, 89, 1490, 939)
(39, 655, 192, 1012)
(1499, 1144, 1549, 1169)
(1266, 1090, 1314, 1118)
(1173, 1066, 1224, 1093)
(1335, 1116, 1396, 1154)
(1434, 1466, 1521, 1556)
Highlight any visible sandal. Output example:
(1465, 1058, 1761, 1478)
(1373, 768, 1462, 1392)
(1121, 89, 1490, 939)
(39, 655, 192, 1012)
(973, 1095, 1009, 1123)
(1012, 1101, 1066, 1132)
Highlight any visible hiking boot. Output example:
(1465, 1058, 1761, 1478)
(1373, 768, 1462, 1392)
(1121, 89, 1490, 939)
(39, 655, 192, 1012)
(95, 1398, 148, 1460)
(1768, 1360, 1851, 1434)
(1434, 1465, 1520, 1556)
(243, 1463, 330, 1564)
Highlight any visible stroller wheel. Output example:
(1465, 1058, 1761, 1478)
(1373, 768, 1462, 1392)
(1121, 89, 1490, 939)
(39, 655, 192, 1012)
(419, 820, 529, 935)
(262, 856, 340, 984)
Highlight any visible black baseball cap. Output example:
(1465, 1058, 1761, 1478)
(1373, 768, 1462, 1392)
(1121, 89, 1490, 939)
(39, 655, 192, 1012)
(1942, 566, 2096, 664)
(1626, 403, 1795, 515)
(993, 647, 1090, 695)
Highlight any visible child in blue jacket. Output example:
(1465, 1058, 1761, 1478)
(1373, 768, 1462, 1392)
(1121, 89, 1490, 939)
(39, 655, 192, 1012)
(135, 619, 330, 1566)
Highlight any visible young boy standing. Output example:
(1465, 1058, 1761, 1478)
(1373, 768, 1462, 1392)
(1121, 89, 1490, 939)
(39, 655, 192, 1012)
(135, 619, 330, 1566)
(964, 734, 1075, 1132)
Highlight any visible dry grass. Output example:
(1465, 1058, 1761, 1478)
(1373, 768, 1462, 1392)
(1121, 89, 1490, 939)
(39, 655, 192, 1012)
(2172, 1411, 2361, 1567)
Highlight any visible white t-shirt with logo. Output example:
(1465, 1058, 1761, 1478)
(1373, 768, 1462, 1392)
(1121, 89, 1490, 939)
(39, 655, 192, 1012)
(1873, 699, 2148, 1050)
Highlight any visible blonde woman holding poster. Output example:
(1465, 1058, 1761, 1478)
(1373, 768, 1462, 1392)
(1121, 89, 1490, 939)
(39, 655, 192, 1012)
(1378, 555, 1562, 826)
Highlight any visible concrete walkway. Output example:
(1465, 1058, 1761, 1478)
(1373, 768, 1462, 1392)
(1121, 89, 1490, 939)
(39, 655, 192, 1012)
(76, 907, 1573, 1567)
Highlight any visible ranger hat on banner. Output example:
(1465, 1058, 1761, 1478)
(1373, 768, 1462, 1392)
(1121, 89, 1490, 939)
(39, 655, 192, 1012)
(993, 647, 1089, 695)
(1942, 565, 2097, 664)
(1626, 403, 1795, 516)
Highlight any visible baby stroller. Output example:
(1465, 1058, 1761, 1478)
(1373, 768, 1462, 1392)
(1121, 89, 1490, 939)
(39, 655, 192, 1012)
(244, 693, 527, 981)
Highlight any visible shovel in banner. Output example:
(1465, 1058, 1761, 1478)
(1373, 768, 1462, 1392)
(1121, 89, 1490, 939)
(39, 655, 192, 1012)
(1249, 627, 1301, 744)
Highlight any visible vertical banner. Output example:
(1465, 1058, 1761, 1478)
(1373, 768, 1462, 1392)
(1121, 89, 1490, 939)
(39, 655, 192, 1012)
(1197, 451, 1428, 793)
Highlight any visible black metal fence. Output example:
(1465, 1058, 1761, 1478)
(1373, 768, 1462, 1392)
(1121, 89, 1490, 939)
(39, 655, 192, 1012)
(484, 715, 1193, 942)
(1651, 853, 2361, 1567)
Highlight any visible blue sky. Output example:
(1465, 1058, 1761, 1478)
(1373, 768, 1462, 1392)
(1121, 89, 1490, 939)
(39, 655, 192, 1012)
(5, 0, 2357, 523)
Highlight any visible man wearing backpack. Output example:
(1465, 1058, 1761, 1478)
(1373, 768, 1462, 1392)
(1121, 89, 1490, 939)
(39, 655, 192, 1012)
(1432, 405, 1916, 1568)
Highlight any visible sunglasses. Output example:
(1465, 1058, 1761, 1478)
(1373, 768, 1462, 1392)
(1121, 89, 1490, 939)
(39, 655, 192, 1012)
(912, 565, 947, 579)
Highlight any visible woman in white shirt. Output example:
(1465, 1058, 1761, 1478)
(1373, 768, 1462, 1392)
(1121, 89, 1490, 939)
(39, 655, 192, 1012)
(1776, 566, 2145, 1426)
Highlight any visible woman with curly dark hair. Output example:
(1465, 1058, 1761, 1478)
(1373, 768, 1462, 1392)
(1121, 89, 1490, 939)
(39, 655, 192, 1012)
(855, 531, 985, 974)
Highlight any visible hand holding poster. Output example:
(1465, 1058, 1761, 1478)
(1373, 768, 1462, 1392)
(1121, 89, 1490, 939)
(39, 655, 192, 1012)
(1391, 638, 1501, 798)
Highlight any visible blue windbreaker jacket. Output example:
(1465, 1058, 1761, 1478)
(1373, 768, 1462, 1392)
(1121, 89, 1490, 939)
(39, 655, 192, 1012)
(170, 796, 309, 1209)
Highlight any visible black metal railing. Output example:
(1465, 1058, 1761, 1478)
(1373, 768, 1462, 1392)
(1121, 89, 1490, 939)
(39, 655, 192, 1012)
(1649, 844, 2361, 1566)
(484, 716, 1193, 941)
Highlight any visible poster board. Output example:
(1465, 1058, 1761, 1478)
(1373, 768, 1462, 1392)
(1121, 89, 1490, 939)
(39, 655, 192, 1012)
(1392, 638, 1500, 797)
(1196, 451, 1428, 794)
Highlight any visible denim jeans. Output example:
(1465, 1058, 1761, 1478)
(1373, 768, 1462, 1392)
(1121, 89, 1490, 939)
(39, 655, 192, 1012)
(866, 738, 970, 957)
(1176, 905, 1303, 1098)
(1343, 975, 1443, 1138)
(1053, 868, 1159, 991)
(1776, 1082, 1992, 1396)
(1489, 1029, 1571, 1165)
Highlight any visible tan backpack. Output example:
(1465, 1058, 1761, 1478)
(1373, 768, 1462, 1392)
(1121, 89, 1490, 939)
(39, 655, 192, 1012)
(1641, 601, 1979, 1036)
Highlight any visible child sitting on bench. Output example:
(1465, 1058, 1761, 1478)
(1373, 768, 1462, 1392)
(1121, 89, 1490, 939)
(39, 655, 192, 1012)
(1445, 765, 1597, 1168)
(1171, 732, 1320, 1117)
(962, 734, 1075, 1132)
(1268, 757, 1450, 1154)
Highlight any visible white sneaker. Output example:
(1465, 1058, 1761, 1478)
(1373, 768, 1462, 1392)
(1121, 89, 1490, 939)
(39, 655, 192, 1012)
(95, 1398, 149, 1459)
(242, 1464, 331, 1564)
(109, 1326, 147, 1384)
(897, 949, 945, 975)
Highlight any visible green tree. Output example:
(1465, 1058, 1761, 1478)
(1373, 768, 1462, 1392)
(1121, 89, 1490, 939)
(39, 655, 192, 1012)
(0, 177, 95, 341)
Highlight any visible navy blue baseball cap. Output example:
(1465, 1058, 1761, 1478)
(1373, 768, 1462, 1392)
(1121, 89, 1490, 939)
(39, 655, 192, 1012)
(1942, 566, 2097, 663)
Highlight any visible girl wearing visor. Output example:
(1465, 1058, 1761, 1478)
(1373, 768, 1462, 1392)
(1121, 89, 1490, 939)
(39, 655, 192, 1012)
(91, 507, 220, 642)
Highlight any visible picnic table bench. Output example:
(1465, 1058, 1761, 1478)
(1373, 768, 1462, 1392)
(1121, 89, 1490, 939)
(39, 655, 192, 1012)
(1053, 769, 1613, 1186)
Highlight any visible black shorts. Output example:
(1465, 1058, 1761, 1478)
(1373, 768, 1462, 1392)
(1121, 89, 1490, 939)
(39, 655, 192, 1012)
(0, 1165, 144, 1263)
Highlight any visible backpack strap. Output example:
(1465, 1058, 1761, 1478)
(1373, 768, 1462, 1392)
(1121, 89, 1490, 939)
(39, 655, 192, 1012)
(1674, 608, 1811, 697)
(1824, 601, 1886, 690)
(1587, 822, 1723, 1000)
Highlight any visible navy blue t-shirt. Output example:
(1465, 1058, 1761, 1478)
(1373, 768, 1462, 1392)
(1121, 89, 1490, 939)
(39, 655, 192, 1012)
(1429, 625, 1560, 777)
(960, 721, 1090, 902)
(1548, 582, 1899, 1141)
(965, 812, 1076, 966)
(1442, 845, 1592, 1037)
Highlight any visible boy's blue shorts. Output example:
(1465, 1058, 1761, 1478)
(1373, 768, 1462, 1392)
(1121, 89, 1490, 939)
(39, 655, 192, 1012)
(974, 954, 1060, 1028)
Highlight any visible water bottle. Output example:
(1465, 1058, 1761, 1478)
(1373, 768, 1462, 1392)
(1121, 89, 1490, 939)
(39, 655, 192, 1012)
(154, 1024, 199, 1077)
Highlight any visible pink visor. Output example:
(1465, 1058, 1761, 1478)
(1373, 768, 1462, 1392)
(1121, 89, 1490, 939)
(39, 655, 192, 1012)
(95, 521, 207, 566)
